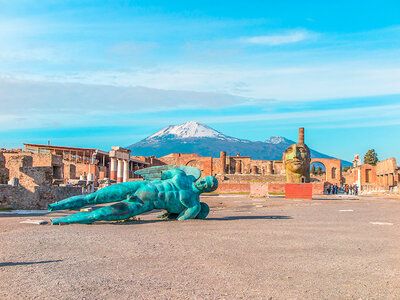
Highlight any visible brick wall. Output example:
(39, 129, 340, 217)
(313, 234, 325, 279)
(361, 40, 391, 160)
(220, 174, 286, 182)
(215, 183, 250, 193)
(268, 183, 286, 194)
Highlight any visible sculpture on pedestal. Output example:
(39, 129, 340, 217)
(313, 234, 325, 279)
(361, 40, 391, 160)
(48, 165, 218, 225)
(283, 128, 311, 183)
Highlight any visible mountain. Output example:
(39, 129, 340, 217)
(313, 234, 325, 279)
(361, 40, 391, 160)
(145, 121, 242, 141)
(127, 121, 351, 167)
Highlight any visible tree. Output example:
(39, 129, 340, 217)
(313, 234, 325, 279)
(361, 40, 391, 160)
(343, 166, 351, 172)
(311, 165, 316, 174)
(316, 166, 322, 175)
(364, 149, 378, 166)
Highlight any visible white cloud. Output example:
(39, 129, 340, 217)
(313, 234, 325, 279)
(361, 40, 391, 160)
(242, 30, 313, 46)
(4, 59, 400, 103)
(0, 77, 251, 116)
(200, 103, 400, 125)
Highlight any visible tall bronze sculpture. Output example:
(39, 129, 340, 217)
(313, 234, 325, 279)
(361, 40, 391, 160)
(48, 165, 218, 225)
(283, 128, 311, 183)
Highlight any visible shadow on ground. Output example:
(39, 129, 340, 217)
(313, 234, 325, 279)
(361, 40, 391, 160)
(207, 215, 292, 221)
(109, 215, 292, 225)
(0, 260, 63, 267)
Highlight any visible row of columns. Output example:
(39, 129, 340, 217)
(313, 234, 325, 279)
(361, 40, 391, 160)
(110, 157, 130, 183)
(220, 150, 274, 175)
(377, 173, 395, 186)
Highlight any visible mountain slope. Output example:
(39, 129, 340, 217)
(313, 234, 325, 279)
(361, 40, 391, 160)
(127, 121, 351, 166)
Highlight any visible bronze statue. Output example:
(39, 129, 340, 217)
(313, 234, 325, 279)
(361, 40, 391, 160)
(48, 165, 218, 225)
(283, 128, 311, 183)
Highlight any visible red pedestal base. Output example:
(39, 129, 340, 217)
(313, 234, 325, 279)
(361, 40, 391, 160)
(285, 183, 313, 200)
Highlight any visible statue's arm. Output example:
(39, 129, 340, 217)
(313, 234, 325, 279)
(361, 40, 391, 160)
(176, 191, 201, 221)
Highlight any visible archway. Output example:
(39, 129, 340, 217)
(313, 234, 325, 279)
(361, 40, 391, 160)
(310, 158, 342, 185)
(310, 161, 326, 182)
(185, 160, 204, 173)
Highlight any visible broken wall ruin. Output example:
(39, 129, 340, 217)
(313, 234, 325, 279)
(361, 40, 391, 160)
(0, 150, 82, 209)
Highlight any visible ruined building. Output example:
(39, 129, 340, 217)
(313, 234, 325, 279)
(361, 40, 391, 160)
(0, 144, 150, 209)
(0, 149, 82, 209)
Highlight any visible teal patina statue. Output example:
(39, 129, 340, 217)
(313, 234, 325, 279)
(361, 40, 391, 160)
(48, 165, 218, 225)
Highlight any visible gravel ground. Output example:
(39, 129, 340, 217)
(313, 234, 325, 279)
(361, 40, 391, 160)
(1, 195, 400, 299)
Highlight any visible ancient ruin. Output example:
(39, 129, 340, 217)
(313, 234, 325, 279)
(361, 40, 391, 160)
(0, 144, 149, 209)
(342, 155, 399, 193)
(1, 127, 399, 210)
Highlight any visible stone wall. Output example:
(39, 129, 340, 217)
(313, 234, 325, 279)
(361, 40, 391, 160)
(0, 152, 8, 184)
(249, 182, 269, 197)
(3, 154, 33, 180)
(376, 158, 397, 174)
(19, 166, 53, 188)
(215, 183, 250, 193)
(0, 185, 82, 209)
(158, 154, 215, 177)
(219, 174, 286, 183)
(145, 153, 284, 177)
(0, 151, 84, 209)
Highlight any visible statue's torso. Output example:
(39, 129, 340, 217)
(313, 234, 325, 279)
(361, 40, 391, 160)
(135, 175, 198, 213)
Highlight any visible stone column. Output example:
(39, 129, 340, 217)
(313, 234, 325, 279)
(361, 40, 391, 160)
(389, 173, 394, 186)
(220, 151, 226, 174)
(266, 161, 273, 174)
(117, 159, 123, 183)
(299, 127, 305, 144)
(123, 160, 129, 182)
(110, 157, 117, 181)
(251, 165, 258, 174)
(235, 160, 241, 174)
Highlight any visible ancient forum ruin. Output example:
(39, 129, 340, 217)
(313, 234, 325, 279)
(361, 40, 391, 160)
(0, 128, 398, 209)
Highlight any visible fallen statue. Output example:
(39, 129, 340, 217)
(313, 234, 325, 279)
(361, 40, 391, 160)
(48, 165, 218, 225)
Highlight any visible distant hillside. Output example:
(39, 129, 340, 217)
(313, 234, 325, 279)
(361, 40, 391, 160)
(127, 121, 352, 167)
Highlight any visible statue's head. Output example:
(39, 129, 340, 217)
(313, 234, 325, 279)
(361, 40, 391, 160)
(195, 176, 218, 193)
(283, 143, 311, 183)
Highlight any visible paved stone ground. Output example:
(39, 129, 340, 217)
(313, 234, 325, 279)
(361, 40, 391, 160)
(1, 195, 400, 299)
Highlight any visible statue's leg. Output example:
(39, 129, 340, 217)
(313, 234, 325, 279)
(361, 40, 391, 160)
(48, 194, 97, 211)
(48, 183, 142, 211)
(51, 200, 154, 225)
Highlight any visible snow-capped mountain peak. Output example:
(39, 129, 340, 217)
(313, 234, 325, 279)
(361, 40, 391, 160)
(265, 136, 291, 144)
(146, 121, 239, 141)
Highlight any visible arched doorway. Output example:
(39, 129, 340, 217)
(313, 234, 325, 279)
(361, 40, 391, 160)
(310, 158, 342, 185)
(185, 160, 203, 173)
(310, 162, 326, 182)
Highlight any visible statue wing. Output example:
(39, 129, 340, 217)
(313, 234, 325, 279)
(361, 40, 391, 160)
(134, 165, 201, 182)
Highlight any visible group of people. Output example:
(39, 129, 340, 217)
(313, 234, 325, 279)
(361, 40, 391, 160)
(326, 184, 358, 195)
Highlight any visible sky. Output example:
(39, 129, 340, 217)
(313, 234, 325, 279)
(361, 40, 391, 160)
(0, 0, 399, 162)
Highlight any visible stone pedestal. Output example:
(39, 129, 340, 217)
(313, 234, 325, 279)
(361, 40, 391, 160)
(285, 183, 312, 200)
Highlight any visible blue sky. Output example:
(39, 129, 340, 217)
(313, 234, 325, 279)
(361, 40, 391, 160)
(0, 0, 399, 162)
